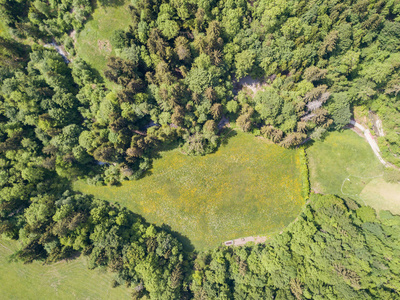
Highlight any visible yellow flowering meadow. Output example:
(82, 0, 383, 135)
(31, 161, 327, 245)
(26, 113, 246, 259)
(75, 132, 305, 250)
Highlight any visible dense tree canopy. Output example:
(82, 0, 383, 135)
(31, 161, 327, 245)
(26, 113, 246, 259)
(1, 0, 400, 182)
(191, 194, 400, 299)
(0, 0, 400, 298)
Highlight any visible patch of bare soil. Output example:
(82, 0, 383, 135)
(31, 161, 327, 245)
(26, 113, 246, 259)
(369, 111, 385, 137)
(238, 76, 267, 96)
(97, 40, 112, 52)
(69, 29, 77, 44)
(224, 235, 268, 247)
(345, 124, 364, 138)
(218, 116, 230, 130)
(233, 75, 273, 97)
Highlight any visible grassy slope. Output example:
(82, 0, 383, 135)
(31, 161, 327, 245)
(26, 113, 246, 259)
(307, 130, 384, 200)
(75, 132, 305, 250)
(75, 0, 131, 86)
(0, 239, 130, 300)
(360, 178, 400, 214)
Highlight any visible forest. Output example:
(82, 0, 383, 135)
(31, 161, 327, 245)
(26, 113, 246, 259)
(0, 0, 400, 298)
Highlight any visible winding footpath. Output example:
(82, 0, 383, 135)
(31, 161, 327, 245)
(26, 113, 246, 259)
(349, 120, 389, 167)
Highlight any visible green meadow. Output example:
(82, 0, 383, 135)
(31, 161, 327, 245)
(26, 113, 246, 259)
(75, 0, 131, 85)
(75, 132, 305, 250)
(0, 239, 130, 300)
(307, 130, 385, 201)
(360, 178, 400, 214)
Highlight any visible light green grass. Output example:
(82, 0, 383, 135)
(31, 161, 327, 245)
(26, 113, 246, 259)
(307, 130, 384, 200)
(0, 20, 10, 38)
(75, 132, 305, 250)
(75, 0, 131, 86)
(0, 239, 130, 300)
(360, 178, 400, 215)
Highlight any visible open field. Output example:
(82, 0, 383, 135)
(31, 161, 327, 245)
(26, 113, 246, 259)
(0, 239, 130, 300)
(75, 132, 305, 250)
(75, 0, 131, 83)
(360, 178, 400, 214)
(307, 130, 385, 202)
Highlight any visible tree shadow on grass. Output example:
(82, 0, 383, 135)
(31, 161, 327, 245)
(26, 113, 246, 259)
(160, 224, 196, 253)
(85, 0, 127, 25)
(140, 129, 239, 179)
(139, 141, 181, 179)
(90, 66, 105, 85)
(220, 128, 238, 147)
(96, 0, 126, 8)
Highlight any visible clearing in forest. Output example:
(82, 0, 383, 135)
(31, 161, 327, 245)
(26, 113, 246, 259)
(360, 178, 400, 215)
(75, 132, 305, 250)
(75, 0, 131, 81)
(0, 239, 130, 300)
(307, 130, 386, 204)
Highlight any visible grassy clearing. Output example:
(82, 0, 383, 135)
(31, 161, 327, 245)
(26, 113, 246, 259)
(360, 178, 400, 215)
(0, 239, 130, 300)
(75, 0, 131, 85)
(307, 130, 384, 201)
(75, 132, 305, 251)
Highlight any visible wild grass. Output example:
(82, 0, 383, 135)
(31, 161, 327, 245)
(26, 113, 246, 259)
(75, 0, 131, 87)
(75, 132, 305, 251)
(360, 178, 400, 215)
(307, 130, 384, 200)
(0, 239, 130, 300)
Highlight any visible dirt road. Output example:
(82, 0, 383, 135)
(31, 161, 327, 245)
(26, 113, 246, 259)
(350, 120, 388, 167)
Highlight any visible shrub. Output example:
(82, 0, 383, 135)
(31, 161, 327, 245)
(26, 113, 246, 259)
(383, 168, 400, 183)
(299, 148, 310, 200)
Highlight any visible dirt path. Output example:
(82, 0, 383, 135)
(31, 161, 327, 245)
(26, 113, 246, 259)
(349, 120, 389, 167)
(44, 40, 70, 64)
(223, 236, 267, 247)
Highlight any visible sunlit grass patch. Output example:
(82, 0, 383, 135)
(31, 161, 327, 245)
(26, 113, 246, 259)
(359, 178, 400, 215)
(75, 0, 131, 87)
(75, 131, 305, 251)
(0, 239, 130, 300)
(307, 130, 384, 199)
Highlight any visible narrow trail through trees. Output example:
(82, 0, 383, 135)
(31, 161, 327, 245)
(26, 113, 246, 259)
(349, 120, 389, 167)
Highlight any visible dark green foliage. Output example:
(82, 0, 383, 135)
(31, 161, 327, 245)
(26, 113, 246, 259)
(1, 0, 92, 38)
(191, 194, 400, 299)
(2, 0, 397, 178)
(1, 0, 400, 298)
(0, 37, 29, 68)
(12, 189, 185, 298)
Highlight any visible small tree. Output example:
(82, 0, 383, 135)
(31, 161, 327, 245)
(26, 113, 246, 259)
(210, 103, 223, 120)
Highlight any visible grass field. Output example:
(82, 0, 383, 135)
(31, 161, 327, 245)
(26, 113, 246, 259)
(0, 239, 130, 300)
(75, 0, 131, 84)
(307, 130, 384, 201)
(360, 178, 400, 214)
(75, 132, 305, 250)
